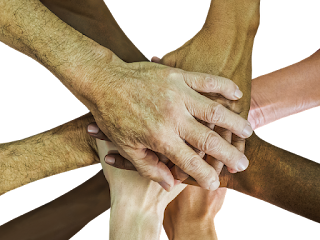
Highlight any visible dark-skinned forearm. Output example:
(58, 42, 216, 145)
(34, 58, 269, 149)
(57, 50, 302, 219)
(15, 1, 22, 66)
(0, 170, 109, 240)
(229, 134, 320, 223)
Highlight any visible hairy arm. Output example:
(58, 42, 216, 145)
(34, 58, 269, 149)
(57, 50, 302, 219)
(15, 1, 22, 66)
(0, 113, 98, 195)
(39, 0, 147, 63)
(0, 0, 148, 195)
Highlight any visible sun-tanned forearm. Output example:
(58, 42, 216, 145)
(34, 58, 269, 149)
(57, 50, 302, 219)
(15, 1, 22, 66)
(40, 0, 147, 63)
(227, 133, 320, 223)
(0, 113, 98, 195)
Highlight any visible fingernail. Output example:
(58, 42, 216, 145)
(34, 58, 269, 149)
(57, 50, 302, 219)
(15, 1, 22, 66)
(242, 124, 253, 138)
(209, 180, 220, 191)
(174, 179, 182, 186)
(234, 89, 243, 99)
(105, 155, 115, 165)
(237, 156, 249, 171)
(88, 124, 99, 134)
(159, 181, 171, 192)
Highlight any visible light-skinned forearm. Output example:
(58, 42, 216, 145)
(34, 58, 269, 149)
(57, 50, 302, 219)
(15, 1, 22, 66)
(228, 133, 320, 223)
(0, 113, 98, 195)
(249, 49, 320, 129)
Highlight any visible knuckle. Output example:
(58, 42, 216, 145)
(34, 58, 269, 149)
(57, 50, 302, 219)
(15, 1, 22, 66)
(167, 69, 182, 80)
(205, 77, 221, 91)
(209, 103, 225, 124)
(180, 155, 202, 173)
(138, 166, 154, 179)
(223, 151, 237, 167)
(201, 131, 221, 153)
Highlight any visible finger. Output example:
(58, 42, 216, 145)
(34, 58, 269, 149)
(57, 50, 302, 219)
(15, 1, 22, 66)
(87, 123, 111, 141)
(151, 56, 161, 63)
(181, 71, 243, 100)
(159, 136, 220, 191)
(232, 134, 246, 153)
(205, 126, 232, 175)
(104, 154, 136, 171)
(185, 93, 253, 138)
(125, 148, 175, 192)
(181, 117, 249, 172)
(155, 152, 170, 165)
(170, 165, 189, 182)
(228, 133, 247, 173)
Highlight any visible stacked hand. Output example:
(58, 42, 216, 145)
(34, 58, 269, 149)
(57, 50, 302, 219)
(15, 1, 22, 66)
(88, 58, 252, 191)
(97, 139, 186, 209)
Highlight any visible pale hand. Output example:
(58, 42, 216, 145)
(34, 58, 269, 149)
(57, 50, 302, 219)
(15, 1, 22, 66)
(96, 139, 186, 212)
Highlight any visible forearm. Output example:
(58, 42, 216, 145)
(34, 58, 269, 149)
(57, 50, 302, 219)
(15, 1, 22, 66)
(110, 203, 163, 240)
(0, 0, 115, 107)
(230, 133, 320, 222)
(0, 113, 98, 195)
(205, 0, 260, 31)
(40, 0, 147, 63)
(249, 49, 320, 129)
(0, 170, 109, 240)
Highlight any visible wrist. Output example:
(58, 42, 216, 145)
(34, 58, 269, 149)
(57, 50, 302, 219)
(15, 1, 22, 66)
(231, 133, 261, 192)
(110, 203, 163, 240)
(166, 216, 216, 240)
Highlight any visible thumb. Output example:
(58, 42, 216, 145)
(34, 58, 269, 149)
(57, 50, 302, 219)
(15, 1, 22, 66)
(151, 52, 177, 68)
(124, 147, 175, 192)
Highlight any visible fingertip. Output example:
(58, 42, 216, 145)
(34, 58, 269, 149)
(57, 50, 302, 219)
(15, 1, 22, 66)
(159, 181, 172, 192)
(234, 88, 243, 99)
(151, 56, 161, 63)
(105, 155, 115, 165)
(87, 123, 99, 134)
(227, 167, 238, 173)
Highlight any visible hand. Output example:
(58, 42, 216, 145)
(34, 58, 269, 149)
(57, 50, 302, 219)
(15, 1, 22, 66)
(87, 122, 233, 188)
(88, 58, 252, 191)
(163, 185, 227, 240)
(151, 24, 258, 239)
(96, 139, 186, 209)
(151, 27, 253, 175)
